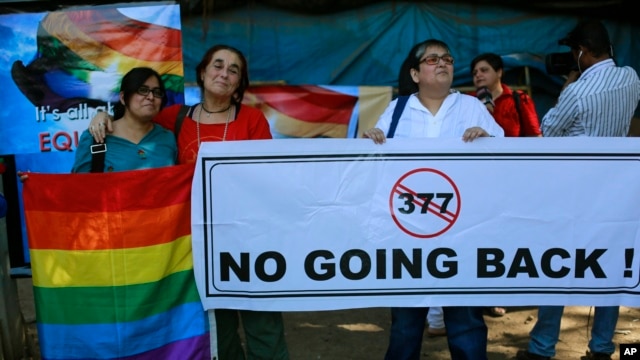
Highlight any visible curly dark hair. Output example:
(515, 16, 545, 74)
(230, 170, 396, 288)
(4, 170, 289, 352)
(195, 44, 249, 105)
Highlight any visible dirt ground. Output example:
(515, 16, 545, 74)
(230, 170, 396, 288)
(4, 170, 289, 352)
(282, 307, 640, 360)
(16, 278, 640, 360)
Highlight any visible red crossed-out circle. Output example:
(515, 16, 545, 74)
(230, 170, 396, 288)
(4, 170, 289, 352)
(389, 168, 461, 238)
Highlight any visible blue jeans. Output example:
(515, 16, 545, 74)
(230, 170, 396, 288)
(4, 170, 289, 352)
(528, 306, 619, 356)
(384, 306, 487, 360)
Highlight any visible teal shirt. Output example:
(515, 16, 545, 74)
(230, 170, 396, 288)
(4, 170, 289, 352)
(72, 124, 177, 173)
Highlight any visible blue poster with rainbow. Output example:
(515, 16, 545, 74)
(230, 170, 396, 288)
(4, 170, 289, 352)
(1, 3, 183, 165)
(0, 2, 183, 262)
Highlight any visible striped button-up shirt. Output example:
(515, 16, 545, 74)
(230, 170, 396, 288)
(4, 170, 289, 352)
(541, 59, 640, 137)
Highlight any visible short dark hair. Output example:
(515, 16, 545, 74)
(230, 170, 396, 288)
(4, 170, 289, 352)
(398, 39, 451, 96)
(195, 44, 249, 105)
(470, 53, 503, 74)
(114, 67, 166, 119)
(559, 19, 611, 57)
(406, 39, 451, 71)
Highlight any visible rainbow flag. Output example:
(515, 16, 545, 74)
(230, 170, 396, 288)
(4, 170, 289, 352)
(22, 164, 209, 360)
(11, 6, 184, 111)
(245, 85, 358, 138)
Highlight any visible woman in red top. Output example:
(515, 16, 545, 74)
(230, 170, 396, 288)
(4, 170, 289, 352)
(471, 53, 542, 137)
(153, 45, 272, 164)
(89, 45, 288, 360)
(470, 52, 542, 318)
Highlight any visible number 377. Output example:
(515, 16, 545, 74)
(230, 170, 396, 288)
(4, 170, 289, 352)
(397, 192, 453, 214)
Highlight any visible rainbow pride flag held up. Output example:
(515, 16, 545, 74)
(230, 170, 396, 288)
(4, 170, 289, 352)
(22, 164, 209, 360)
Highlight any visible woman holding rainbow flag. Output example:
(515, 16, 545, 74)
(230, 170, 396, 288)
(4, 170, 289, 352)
(89, 44, 290, 360)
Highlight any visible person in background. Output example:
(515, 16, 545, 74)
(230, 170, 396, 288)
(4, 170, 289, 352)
(427, 307, 446, 337)
(89, 44, 289, 360)
(471, 52, 541, 138)
(516, 19, 640, 360)
(73, 67, 176, 172)
(364, 38, 504, 360)
(538, 21, 639, 138)
(469, 52, 543, 318)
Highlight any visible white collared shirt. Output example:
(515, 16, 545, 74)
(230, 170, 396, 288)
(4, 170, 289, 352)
(375, 92, 504, 139)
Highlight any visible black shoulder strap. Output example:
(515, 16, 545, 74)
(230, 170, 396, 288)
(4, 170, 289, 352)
(174, 105, 191, 140)
(90, 139, 106, 173)
(513, 90, 524, 137)
(387, 95, 410, 138)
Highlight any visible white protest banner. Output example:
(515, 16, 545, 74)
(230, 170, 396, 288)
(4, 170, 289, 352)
(191, 137, 640, 311)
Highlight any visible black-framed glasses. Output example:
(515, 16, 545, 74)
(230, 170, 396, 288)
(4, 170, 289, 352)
(136, 86, 165, 99)
(420, 54, 454, 66)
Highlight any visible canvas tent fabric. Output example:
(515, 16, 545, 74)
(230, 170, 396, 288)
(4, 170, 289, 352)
(180, 1, 640, 91)
(183, 0, 636, 21)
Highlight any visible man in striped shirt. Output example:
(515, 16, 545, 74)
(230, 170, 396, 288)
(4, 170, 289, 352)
(517, 20, 640, 360)
(541, 20, 640, 138)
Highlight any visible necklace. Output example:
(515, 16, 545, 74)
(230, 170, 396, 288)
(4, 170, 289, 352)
(197, 104, 232, 148)
(201, 102, 231, 117)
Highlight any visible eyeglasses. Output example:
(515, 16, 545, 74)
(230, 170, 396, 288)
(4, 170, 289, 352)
(136, 86, 165, 99)
(420, 54, 454, 66)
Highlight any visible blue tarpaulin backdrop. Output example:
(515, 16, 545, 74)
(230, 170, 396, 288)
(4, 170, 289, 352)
(180, 1, 640, 93)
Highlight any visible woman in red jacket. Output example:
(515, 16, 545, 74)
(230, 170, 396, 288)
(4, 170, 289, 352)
(471, 52, 542, 137)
